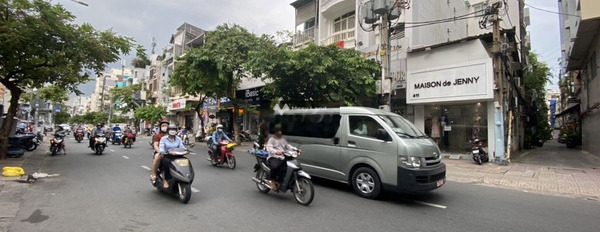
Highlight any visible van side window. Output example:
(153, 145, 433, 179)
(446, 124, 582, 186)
(270, 114, 341, 138)
(349, 116, 383, 138)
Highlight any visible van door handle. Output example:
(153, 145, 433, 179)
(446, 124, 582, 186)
(333, 137, 340, 145)
(347, 140, 356, 148)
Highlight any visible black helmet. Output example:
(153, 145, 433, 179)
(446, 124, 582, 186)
(96, 123, 102, 127)
(158, 120, 170, 127)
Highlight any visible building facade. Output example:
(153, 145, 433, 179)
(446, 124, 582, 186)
(558, 0, 600, 155)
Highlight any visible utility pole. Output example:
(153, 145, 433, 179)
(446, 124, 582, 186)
(490, 1, 507, 165)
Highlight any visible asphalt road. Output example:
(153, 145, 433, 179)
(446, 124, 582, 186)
(8, 136, 600, 232)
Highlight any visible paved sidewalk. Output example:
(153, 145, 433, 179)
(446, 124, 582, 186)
(445, 158, 600, 201)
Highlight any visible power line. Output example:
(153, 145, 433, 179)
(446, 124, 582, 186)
(524, 2, 580, 18)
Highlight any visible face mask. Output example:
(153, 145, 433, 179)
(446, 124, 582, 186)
(218, 128, 223, 132)
(161, 127, 168, 132)
(168, 130, 177, 136)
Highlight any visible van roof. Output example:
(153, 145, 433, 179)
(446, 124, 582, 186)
(276, 106, 396, 116)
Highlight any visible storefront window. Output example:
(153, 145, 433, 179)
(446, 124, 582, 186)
(424, 103, 487, 153)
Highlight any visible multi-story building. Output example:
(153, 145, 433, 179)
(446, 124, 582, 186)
(558, 0, 600, 154)
(70, 96, 90, 116)
(291, 0, 528, 156)
(89, 68, 129, 112)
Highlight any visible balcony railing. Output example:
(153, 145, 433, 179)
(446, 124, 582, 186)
(293, 27, 316, 47)
(320, 28, 355, 47)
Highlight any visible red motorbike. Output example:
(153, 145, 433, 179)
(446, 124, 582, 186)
(208, 140, 237, 169)
(123, 132, 135, 148)
(75, 129, 85, 143)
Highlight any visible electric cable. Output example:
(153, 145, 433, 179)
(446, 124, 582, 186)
(524, 2, 580, 18)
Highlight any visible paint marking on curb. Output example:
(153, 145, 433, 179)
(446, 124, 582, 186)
(141, 165, 151, 171)
(191, 187, 200, 193)
(122, 156, 130, 159)
(414, 201, 447, 209)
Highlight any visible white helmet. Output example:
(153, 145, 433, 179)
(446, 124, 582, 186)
(216, 124, 224, 129)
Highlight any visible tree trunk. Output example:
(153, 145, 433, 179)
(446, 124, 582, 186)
(0, 89, 23, 159)
(227, 72, 240, 143)
(194, 97, 207, 138)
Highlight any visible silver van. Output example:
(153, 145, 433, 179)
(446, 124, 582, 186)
(269, 107, 446, 199)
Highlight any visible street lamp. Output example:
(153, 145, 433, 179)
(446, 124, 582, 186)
(360, 0, 408, 111)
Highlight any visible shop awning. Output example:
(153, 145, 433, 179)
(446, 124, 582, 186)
(556, 103, 580, 117)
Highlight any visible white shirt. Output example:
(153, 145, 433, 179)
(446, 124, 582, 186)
(266, 137, 297, 160)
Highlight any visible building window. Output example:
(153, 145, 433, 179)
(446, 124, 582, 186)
(333, 11, 355, 42)
(305, 17, 315, 30)
(591, 51, 597, 79)
(473, 3, 486, 15)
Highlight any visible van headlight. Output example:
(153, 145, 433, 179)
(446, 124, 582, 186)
(399, 156, 422, 168)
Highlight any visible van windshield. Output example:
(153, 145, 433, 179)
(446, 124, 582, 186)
(378, 115, 427, 139)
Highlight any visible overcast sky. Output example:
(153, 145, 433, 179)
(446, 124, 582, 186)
(60, 0, 562, 102)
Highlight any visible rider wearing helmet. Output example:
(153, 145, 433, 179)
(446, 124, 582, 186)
(209, 124, 232, 161)
(158, 125, 186, 189)
(89, 123, 106, 148)
(151, 120, 171, 184)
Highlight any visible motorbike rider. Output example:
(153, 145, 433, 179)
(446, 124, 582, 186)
(265, 125, 301, 190)
(208, 124, 232, 161)
(111, 124, 121, 142)
(123, 125, 135, 143)
(158, 125, 186, 189)
(54, 125, 68, 155)
(89, 124, 106, 149)
(150, 120, 170, 185)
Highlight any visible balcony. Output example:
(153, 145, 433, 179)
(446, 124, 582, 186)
(321, 28, 355, 48)
(567, 0, 600, 70)
(293, 27, 316, 48)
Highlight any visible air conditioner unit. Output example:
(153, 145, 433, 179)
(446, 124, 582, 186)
(523, 8, 531, 27)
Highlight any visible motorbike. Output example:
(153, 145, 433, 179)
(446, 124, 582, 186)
(123, 132, 135, 148)
(151, 147, 195, 204)
(471, 139, 489, 165)
(49, 133, 64, 156)
(207, 140, 237, 169)
(144, 128, 152, 136)
(250, 145, 314, 206)
(92, 133, 108, 155)
(111, 131, 123, 145)
(239, 130, 252, 142)
(9, 134, 38, 151)
(195, 131, 203, 142)
(75, 129, 85, 143)
(180, 133, 190, 145)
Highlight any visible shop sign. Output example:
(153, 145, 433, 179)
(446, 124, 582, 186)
(407, 61, 493, 104)
(167, 100, 186, 111)
(235, 87, 263, 106)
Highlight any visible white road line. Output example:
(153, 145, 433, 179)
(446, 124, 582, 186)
(414, 201, 447, 209)
(110, 149, 115, 152)
(122, 156, 130, 159)
(191, 187, 200, 193)
(141, 165, 151, 171)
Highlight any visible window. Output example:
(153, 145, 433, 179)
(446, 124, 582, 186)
(591, 51, 597, 79)
(305, 18, 315, 30)
(270, 114, 341, 138)
(333, 11, 355, 41)
(349, 116, 383, 139)
(379, 115, 427, 139)
(473, 3, 486, 16)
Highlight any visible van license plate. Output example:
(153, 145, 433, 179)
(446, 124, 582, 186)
(436, 179, 445, 187)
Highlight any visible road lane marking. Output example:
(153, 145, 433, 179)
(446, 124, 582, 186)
(122, 156, 130, 159)
(414, 201, 447, 209)
(110, 149, 115, 152)
(191, 187, 200, 193)
(141, 166, 151, 171)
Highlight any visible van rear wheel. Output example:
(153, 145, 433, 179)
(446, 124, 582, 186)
(351, 167, 382, 199)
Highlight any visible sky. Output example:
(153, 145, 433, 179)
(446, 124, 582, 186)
(60, 0, 563, 103)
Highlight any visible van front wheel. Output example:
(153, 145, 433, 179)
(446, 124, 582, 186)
(351, 167, 382, 199)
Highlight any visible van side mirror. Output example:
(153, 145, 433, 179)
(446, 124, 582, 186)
(376, 129, 392, 141)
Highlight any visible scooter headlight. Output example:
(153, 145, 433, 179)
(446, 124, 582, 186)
(398, 156, 422, 168)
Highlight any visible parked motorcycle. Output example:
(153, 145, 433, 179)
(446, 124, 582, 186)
(179, 132, 190, 145)
(92, 133, 107, 155)
(9, 134, 38, 151)
(195, 130, 203, 142)
(239, 130, 252, 142)
(112, 131, 123, 145)
(471, 139, 489, 165)
(151, 147, 194, 204)
(49, 133, 64, 156)
(144, 128, 152, 136)
(207, 140, 237, 169)
(250, 146, 314, 206)
(75, 129, 85, 143)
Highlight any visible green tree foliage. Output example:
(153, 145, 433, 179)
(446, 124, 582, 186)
(170, 23, 269, 141)
(54, 111, 71, 124)
(39, 85, 69, 105)
(251, 43, 379, 107)
(131, 45, 150, 68)
(81, 112, 108, 125)
(109, 84, 142, 114)
(70, 115, 85, 124)
(134, 105, 166, 124)
(523, 52, 552, 145)
(110, 115, 128, 123)
(0, 0, 132, 159)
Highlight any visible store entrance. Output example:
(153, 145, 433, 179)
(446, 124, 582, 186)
(424, 103, 488, 153)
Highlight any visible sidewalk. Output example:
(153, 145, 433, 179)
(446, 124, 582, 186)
(511, 140, 600, 169)
(0, 143, 49, 232)
(445, 158, 600, 200)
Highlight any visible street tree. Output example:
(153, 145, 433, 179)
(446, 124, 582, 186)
(0, 0, 132, 159)
(523, 52, 552, 147)
(39, 85, 69, 105)
(80, 112, 108, 125)
(131, 45, 150, 68)
(110, 84, 142, 113)
(170, 23, 270, 141)
(54, 111, 71, 124)
(251, 43, 380, 108)
(134, 105, 166, 126)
